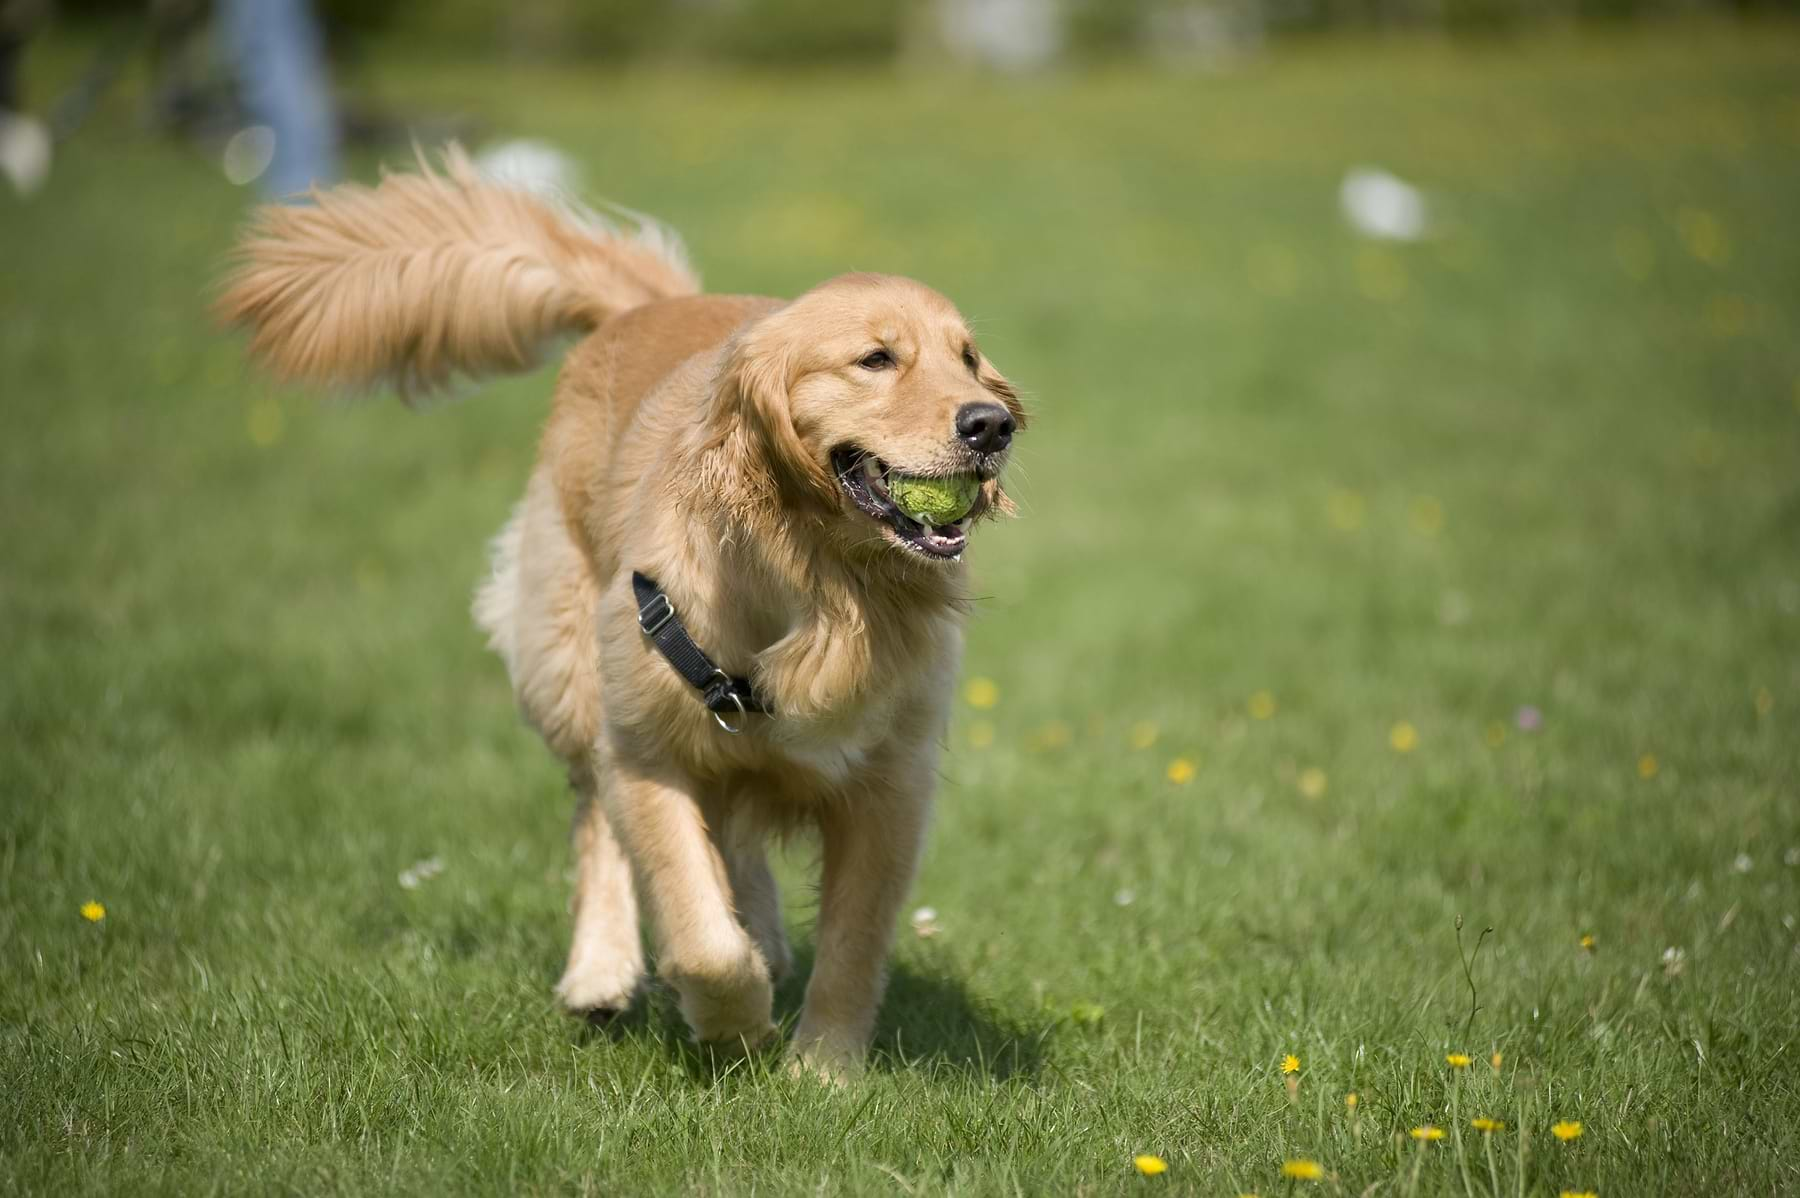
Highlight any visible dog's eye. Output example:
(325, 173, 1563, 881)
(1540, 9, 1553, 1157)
(962, 347, 979, 373)
(858, 349, 893, 371)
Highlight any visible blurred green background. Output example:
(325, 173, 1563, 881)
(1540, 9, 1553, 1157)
(3, 3, 1799, 1195)
(36, 0, 1800, 61)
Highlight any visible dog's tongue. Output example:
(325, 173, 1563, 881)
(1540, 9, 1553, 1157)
(920, 523, 966, 552)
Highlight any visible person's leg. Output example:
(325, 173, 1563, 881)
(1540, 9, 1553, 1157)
(221, 0, 339, 198)
(0, 9, 52, 197)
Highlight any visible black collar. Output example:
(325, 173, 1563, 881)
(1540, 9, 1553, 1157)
(631, 571, 773, 733)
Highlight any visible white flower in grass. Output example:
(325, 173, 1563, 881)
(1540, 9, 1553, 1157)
(398, 857, 445, 890)
(1339, 166, 1428, 241)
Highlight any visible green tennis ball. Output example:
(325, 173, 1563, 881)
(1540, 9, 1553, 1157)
(888, 474, 979, 526)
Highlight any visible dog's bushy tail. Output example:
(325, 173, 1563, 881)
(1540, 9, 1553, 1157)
(217, 145, 699, 401)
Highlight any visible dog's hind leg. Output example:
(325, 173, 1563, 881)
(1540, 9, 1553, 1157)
(719, 807, 792, 986)
(556, 769, 646, 1019)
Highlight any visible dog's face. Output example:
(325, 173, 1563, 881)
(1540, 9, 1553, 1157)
(727, 273, 1024, 565)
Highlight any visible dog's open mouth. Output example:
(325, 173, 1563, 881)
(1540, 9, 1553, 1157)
(831, 446, 971, 561)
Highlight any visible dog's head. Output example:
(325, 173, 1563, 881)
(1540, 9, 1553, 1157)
(712, 273, 1024, 565)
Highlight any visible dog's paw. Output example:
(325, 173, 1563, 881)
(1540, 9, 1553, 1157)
(556, 955, 643, 1020)
(677, 979, 776, 1049)
(665, 943, 776, 1048)
(785, 1038, 865, 1086)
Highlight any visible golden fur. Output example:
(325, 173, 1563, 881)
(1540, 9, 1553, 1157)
(218, 148, 1024, 1077)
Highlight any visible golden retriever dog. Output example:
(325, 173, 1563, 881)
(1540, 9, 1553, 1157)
(218, 148, 1024, 1077)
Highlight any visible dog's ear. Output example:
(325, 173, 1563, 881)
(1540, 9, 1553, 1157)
(710, 322, 839, 509)
(971, 354, 1022, 520)
(976, 358, 1027, 430)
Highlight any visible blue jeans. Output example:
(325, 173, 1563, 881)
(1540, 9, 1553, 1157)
(222, 0, 339, 198)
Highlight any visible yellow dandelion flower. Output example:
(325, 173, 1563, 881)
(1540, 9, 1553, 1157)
(1471, 1117, 1505, 1133)
(1298, 767, 1328, 799)
(1034, 720, 1071, 750)
(1167, 757, 1197, 785)
(1410, 1126, 1445, 1142)
(1281, 1054, 1300, 1074)
(1281, 1159, 1324, 1181)
(1490, 1051, 1503, 1071)
(1345, 1092, 1359, 1110)
(1677, 208, 1729, 266)
(1446, 1053, 1472, 1069)
(1704, 295, 1751, 339)
(1551, 1120, 1583, 1142)
(1326, 489, 1366, 532)
(964, 677, 999, 710)
(1389, 721, 1418, 753)
(246, 398, 285, 448)
(1637, 753, 1659, 780)
(1559, 1191, 1598, 1198)
(79, 901, 106, 922)
(1133, 1154, 1167, 1176)
(1579, 933, 1597, 952)
(1354, 245, 1409, 302)
(1409, 495, 1446, 536)
(1128, 720, 1159, 750)
(967, 721, 995, 749)
(1248, 691, 1277, 720)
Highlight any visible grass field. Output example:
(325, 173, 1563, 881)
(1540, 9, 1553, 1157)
(5, 22, 1800, 1196)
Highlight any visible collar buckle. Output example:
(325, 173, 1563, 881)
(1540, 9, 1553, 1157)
(630, 570, 773, 729)
(637, 593, 675, 636)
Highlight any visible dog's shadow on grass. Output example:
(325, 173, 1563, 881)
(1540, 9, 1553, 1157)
(578, 945, 1048, 1083)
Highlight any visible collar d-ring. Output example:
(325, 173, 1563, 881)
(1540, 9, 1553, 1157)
(711, 687, 748, 735)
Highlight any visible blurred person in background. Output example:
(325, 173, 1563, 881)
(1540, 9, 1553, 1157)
(220, 0, 337, 197)
(0, 0, 53, 194)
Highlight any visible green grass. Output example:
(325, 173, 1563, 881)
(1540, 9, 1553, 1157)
(5, 21, 1800, 1196)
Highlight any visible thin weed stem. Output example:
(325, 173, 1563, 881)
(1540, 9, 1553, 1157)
(1452, 1075, 1478, 1198)
(1454, 915, 1495, 1038)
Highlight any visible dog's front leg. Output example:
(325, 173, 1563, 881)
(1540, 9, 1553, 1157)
(601, 760, 775, 1049)
(791, 775, 930, 1080)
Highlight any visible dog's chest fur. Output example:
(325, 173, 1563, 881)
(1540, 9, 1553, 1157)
(727, 600, 956, 791)
(762, 691, 900, 786)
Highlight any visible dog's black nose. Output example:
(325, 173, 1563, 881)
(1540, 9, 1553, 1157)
(955, 402, 1015, 454)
